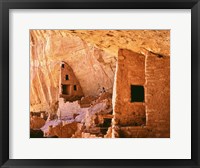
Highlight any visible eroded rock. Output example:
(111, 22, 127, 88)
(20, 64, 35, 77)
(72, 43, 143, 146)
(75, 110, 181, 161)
(30, 116, 46, 129)
(46, 122, 78, 138)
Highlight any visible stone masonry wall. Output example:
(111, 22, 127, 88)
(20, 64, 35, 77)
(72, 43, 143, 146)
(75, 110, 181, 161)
(60, 62, 84, 101)
(113, 49, 146, 126)
(145, 51, 170, 138)
(113, 49, 170, 138)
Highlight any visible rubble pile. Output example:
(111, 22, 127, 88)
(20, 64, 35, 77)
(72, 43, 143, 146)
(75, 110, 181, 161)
(31, 92, 113, 138)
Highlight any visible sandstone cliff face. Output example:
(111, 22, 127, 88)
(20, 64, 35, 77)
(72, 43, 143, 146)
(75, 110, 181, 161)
(30, 30, 116, 112)
(30, 30, 169, 113)
(65, 30, 170, 57)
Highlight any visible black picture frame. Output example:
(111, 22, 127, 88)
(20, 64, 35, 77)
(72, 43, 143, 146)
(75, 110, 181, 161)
(0, 0, 200, 167)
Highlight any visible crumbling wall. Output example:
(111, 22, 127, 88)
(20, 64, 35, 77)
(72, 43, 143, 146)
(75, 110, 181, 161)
(113, 49, 146, 127)
(113, 49, 170, 138)
(145, 51, 170, 137)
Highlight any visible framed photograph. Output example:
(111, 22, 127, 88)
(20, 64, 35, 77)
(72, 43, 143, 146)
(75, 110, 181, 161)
(0, 0, 200, 167)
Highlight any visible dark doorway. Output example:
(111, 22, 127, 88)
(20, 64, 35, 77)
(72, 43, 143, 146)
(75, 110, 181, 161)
(131, 85, 144, 102)
(74, 85, 77, 91)
(62, 85, 70, 95)
(61, 64, 65, 68)
(103, 118, 112, 127)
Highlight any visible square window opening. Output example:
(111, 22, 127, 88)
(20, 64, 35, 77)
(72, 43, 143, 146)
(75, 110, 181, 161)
(131, 85, 144, 102)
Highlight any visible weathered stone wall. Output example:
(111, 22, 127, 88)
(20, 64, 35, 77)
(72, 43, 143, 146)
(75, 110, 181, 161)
(60, 62, 84, 101)
(113, 49, 170, 138)
(113, 49, 146, 126)
(145, 51, 170, 137)
(119, 126, 151, 138)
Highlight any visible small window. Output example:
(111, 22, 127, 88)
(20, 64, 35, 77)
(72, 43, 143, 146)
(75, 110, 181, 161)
(61, 64, 65, 68)
(74, 85, 77, 91)
(65, 75, 69, 80)
(131, 85, 144, 102)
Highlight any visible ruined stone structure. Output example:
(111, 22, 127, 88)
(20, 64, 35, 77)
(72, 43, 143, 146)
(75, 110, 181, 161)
(113, 49, 170, 138)
(60, 62, 84, 101)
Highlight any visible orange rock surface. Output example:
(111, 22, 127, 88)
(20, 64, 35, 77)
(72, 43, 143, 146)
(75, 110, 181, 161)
(30, 116, 46, 129)
(30, 30, 170, 114)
